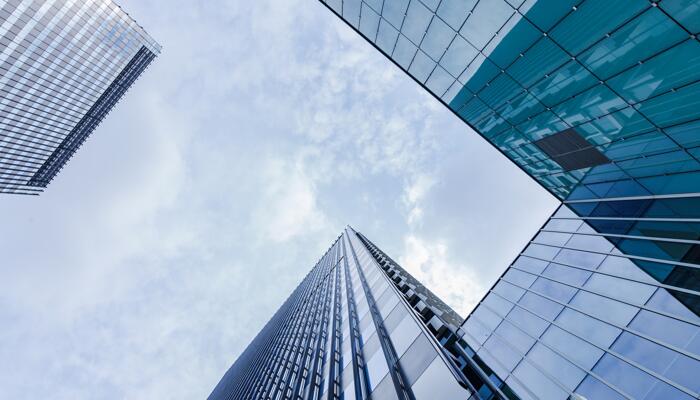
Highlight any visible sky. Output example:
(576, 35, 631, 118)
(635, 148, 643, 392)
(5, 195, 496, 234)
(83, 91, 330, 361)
(0, 1, 557, 399)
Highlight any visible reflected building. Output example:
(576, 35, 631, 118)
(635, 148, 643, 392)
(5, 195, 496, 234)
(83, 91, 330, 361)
(306, 1, 700, 399)
(0, 0, 160, 195)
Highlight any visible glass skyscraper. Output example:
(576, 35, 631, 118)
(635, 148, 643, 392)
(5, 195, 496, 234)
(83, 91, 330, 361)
(210, 227, 509, 400)
(0, 0, 160, 195)
(212, 0, 700, 399)
(312, 0, 700, 399)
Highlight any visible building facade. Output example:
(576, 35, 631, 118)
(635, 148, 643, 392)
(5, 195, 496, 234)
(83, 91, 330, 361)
(209, 227, 513, 400)
(0, 0, 160, 195)
(311, 1, 700, 399)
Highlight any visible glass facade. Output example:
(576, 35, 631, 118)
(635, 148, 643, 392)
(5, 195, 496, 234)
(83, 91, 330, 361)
(318, 0, 700, 200)
(317, 1, 700, 399)
(0, 0, 160, 195)
(209, 228, 502, 400)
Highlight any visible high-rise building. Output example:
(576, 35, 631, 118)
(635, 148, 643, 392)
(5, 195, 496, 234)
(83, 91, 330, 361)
(0, 0, 160, 195)
(312, 1, 700, 400)
(210, 227, 514, 400)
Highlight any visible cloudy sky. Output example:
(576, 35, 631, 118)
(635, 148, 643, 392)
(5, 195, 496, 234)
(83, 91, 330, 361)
(0, 1, 557, 398)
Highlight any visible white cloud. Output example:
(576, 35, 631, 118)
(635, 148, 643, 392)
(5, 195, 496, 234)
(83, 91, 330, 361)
(253, 156, 328, 243)
(399, 235, 486, 316)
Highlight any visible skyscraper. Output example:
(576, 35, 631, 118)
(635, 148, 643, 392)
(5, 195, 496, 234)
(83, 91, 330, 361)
(312, 1, 700, 399)
(0, 0, 160, 195)
(209, 227, 516, 400)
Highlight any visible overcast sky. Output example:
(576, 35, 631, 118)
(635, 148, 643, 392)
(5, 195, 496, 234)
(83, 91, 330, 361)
(0, 1, 557, 398)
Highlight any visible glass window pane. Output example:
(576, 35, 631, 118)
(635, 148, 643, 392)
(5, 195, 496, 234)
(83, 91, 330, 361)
(526, 342, 586, 390)
(400, 335, 437, 378)
(555, 308, 622, 348)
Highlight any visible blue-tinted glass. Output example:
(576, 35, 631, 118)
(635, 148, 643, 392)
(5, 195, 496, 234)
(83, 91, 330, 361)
(399, 334, 437, 385)
(504, 268, 537, 288)
(636, 79, 700, 128)
(437, 0, 478, 31)
(343, 0, 362, 27)
(519, 291, 564, 320)
(541, 325, 604, 369)
(555, 308, 621, 348)
(496, 319, 536, 354)
(593, 353, 657, 398)
(493, 280, 526, 302)
(408, 50, 436, 83)
(498, 91, 545, 125)
(421, 17, 455, 60)
(360, 3, 381, 40)
(554, 248, 606, 268)
(628, 310, 698, 350)
(660, 0, 700, 34)
(486, 16, 541, 68)
(666, 119, 700, 148)
(523, 243, 561, 260)
(531, 277, 577, 303)
(530, 60, 597, 108)
(549, 0, 648, 56)
(570, 290, 638, 326)
(575, 375, 626, 400)
(381, 0, 409, 27)
(526, 342, 586, 390)
(508, 37, 570, 88)
(460, 0, 514, 50)
(478, 72, 521, 108)
(411, 358, 472, 399)
(512, 359, 569, 399)
(426, 66, 455, 96)
(376, 19, 400, 54)
(611, 38, 700, 103)
(483, 334, 521, 373)
(520, 0, 580, 32)
(542, 262, 591, 286)
(554, 84, 628, 126)
(461, 55, 501, 93)
(513, 255, 549, 274)
(393, 35, 418, 69)
(579, 7, 687, 80)
(440, 35, 479, 77)
(401, 1, 432, 44)
(506, 306, 550, 337)
(390, 311, 421, 355)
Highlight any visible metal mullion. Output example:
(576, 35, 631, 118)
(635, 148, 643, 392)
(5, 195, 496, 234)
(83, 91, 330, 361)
(0, 63, 101, 112)
(510, 260, 700, 332)
(0, 128, 65, 149)
(345, 229, 416, 400)
(290, 270, 333, 398)
(240, 255, 331, 400)
(0, 149, 44, 166)
(0, 92, 85, 129)
(8, 3, 131, 92)
(551, 216, 700, 223)
(529, 240, 700, 270)
(265, 253, 336, 398)
(516, 252, 700, 296)
(0, 83, 91, 120)
(565, 192, 700, 203)
(541, 227, 700, 246)
(341, 235, 370, 399)
(305, 261, 341, 399)
(0, 141, 51, 160)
